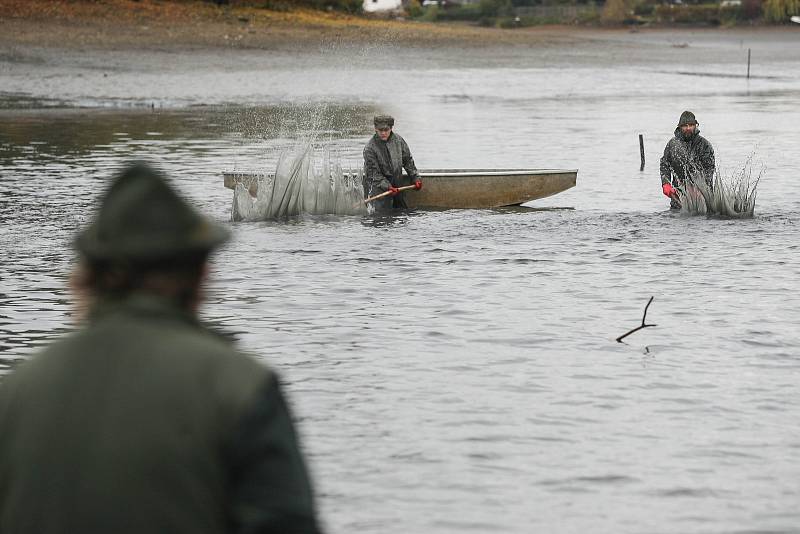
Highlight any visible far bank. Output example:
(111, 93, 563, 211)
(1, 0, 798, 54)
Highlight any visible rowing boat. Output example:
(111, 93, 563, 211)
(222, 168, 577, 209)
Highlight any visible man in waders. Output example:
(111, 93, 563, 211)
(0, 163, 323, 534)
(659, 110, 716, 209)
(363, 114, 423, 211)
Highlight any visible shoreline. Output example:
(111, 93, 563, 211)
(2, 0, 796, 112)
(1, 0, 793, 53)
(0, 0, 577, 51)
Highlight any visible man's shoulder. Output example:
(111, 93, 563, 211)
(696, 134, 713, 147)
(12, 317, 266, 379)
(364, 134, 381, 148)
(390, 132, 406, 145)
(3, 330, 91, 380)
(145, 320, 270, 380)
(0, 331, 95, 406)
(0, 320, 273, 413)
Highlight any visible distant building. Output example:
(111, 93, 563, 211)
(362, 0, 477, 12)
(422, 0, 480, 5)
(363, 0, 403, 13)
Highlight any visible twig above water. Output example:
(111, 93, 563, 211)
(616, 296, 656, 343)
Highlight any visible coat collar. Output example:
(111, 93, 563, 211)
(89, 293, 198, 327)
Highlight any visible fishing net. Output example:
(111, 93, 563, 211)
(677, 155, 763, 218)
(232, 143, 367, 221)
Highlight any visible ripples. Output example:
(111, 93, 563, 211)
(3, 83, 800, 533)
(541, 474, 641, 487)
(208, 204, 800, 530)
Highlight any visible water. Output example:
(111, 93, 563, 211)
(2, 29, 800, 533)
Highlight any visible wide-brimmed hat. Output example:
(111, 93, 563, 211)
(373, 114, 395, 129)
(75, 162, 229, 262)
(678, 110, 698, 127)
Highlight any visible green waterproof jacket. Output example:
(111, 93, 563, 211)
(0, 294, 322, 534)
(363, 132, 420, 209)
(659, 127, 715, 208)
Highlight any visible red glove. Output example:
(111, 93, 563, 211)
(662, 183, 677, 198)
(388, 185, 399, 196)
(414, 179, 423, 190)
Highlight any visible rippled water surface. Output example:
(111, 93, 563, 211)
(2, 29, 800, 533)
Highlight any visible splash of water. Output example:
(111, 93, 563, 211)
(232, 143, 367, 220)
(678, 155, 763, 218)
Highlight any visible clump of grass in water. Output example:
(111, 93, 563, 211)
(678, 154, 763, 218)
(232, 142, 366, 221)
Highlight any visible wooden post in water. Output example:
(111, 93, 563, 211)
(747, 48, 751, 79)
(639, 134, 645, 171)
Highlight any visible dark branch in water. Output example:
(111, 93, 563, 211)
(616, 296, 657, 343)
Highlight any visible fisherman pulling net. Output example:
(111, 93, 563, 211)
(660, 110, 762, 218)
(232, 114, 424, 221)
(232, 143, 367, 221)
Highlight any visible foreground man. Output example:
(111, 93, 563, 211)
(0, 163, 322, 534)
(363, 114, 423, 211)
(659, 110, 716, 209)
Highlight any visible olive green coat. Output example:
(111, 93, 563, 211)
(0, 295, 321, 534)
(660, 128, 716, 209)
(363, 132, 420, 210)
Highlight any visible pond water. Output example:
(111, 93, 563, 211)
(1, 28, 799, 533)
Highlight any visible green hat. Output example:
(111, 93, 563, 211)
(678, 111, 698, 127)
(373, 114, 395, 128)
(75, 162, 229, 262)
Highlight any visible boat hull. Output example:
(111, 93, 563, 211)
(223, 169, 577, 209)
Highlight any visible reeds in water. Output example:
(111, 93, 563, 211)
(232, 143, 366, 221)
(678, 155, 763, 218)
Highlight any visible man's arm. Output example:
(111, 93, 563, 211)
(363, 144, 391, 192)
(225, 373, 322, 534)
(400, 138, 420, 182)
(698, 139, 716, 185)
(659, 141, 673, 186)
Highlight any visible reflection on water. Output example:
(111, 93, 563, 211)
(360, 212, 415, 228)
(0, 91, 69, 110)
(2, 37, 800, 533)
(0, 102, 378, 165)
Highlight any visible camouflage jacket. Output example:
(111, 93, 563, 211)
(659, 128, 716, 189)
(0, 294, 322, 534)
(363, 132, 420, 195)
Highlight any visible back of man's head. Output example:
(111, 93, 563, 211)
(73, 162, 229, 307)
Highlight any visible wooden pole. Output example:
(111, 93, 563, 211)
(639, 134, 645, 171)
(747, 48, 751, 79)
(363, 184, 417, 204)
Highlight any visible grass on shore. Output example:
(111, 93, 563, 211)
(0, 0, 544, 49)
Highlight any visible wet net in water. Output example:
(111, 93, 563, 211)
(232, 143, 366, 220)
(678, 155, 763, 218)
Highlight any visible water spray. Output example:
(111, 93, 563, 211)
(677, 153, 763, 218)
(232, 142, 367, 221)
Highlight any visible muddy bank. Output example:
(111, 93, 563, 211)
(2, 0, 797, 109)
(2, 1, 796, 71)
(0, 0, 591, 51)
